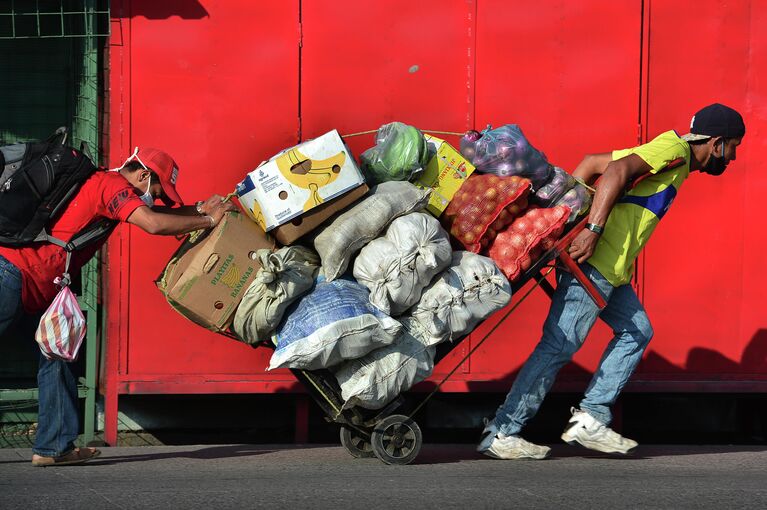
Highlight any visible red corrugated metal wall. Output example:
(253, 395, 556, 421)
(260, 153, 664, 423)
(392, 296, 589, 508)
(637, 0, 767, 388)
(102, 0, 767, 443)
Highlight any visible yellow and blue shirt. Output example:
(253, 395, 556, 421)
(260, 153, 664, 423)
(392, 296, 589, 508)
(588, 130, 690, 287)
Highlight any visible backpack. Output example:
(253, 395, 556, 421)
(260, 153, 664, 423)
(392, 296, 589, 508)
(0, 128, 117, 252)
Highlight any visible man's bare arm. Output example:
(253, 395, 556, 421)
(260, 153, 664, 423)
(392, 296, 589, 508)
(126, 206, 216, 235)
(128, 194, 238, 235)
(568, 153, 653, 263)
(571, 153, 612, 185)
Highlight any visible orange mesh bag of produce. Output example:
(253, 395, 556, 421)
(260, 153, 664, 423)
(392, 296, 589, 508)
(488, 205, 570, 282)
(441, 174, 531, 253)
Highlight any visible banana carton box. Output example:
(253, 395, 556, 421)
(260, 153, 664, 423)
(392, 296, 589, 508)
(236, 130, 365, 231)
(414, 134, 475, 217)
(156, 211, 275, 333)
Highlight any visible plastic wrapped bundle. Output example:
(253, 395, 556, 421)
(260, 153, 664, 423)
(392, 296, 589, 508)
(314, 181, 431, 281)
(232, 246, 320, 345)
(408, 251, 512, 346)
(532, 166, 576, 207)
(269, 277, 402, 370)
(554, 181, 592, 223)
(334, 317, 435, 410)
(459, 125, 553, 189)
(353, 212, 452, 316)
(360, 122, 430, 184)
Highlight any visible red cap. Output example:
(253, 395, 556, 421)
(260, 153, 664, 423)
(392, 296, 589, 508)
(136, 148, 184, 206)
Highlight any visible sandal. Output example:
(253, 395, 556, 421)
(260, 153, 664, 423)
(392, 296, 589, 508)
(32, 447, 101, 467)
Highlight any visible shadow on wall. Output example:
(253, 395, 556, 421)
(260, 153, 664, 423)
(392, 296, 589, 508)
(638, 328, 767, 383)
(445, 327, 767, 394)
(121, 1, 209, 20)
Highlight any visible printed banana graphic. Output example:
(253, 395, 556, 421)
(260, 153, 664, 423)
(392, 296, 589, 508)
(248, 198, 267, 230)
(275, 148, 346, 210)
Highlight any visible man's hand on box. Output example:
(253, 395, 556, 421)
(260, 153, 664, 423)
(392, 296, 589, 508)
(204, 195, 237, 227)
(199, 195, 235, 215)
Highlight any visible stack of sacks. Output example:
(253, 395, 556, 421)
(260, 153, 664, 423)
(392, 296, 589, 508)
(314, 181, 431, 281)
(268, 277, 402, 371)
(353, 212, 452, 316)
(232, 246, 320, 345)
(334, 317, 436, 411)
(407, 251, 512, 346)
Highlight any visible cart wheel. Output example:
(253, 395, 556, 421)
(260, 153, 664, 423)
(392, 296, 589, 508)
(370, 414, 422, 465)
(340, 426, 375, 458)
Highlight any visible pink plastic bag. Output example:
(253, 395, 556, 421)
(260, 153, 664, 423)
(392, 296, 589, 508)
(35, 284, 86, 362)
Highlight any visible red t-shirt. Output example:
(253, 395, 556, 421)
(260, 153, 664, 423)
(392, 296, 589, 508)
(0, 171, 144, 312)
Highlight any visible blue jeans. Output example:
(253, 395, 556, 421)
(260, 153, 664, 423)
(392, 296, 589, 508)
(0, 255, 80, 457)
(494, 263, 654, 435)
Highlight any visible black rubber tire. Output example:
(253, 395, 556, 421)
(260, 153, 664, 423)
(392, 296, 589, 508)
(339, 426, 375, 458)
(370, 414, 422, 465)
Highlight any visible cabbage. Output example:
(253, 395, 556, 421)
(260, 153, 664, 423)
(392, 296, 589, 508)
(360, 122, 429, 184)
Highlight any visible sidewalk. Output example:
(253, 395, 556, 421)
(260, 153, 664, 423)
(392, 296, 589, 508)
(2, 444, 766, 509)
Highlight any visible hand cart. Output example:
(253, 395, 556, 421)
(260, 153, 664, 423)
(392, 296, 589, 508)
(282, 215, 606, 465)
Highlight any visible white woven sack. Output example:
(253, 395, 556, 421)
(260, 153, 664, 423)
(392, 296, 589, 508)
(353, 212, 451, 316)
(334, 317, 435, 410)
(233, 246, 320, 345)
(409, 251, 512, 346)
(314, 181, 430, 281)
(35, 285, 86, 362)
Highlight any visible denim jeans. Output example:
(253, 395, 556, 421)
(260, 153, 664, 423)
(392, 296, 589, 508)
(0, 255, 23, 332)
(0, 255, 80, 457)
(494, 263, 654, 435)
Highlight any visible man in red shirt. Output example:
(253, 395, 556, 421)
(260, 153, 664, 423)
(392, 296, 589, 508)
(0, 147, 236, 466)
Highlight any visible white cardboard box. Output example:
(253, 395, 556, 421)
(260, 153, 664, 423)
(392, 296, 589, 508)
(236, 130, 365, 231)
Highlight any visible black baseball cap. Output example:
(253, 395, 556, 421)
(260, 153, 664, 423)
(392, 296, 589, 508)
(682, 103, 746, 142)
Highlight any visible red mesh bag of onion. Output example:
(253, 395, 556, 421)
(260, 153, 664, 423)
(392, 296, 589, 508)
(441, 174, 531, 253)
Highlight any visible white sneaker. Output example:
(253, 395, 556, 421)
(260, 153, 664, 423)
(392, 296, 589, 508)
(477, 419, 550, 460)
(561, 407, 638, 454)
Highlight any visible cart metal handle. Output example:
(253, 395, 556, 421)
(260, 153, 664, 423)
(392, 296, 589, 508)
(551, 216, 607, 309)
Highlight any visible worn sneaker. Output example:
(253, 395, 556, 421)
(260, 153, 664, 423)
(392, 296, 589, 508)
(561, 407, 638, 454)
(477, 419, 550, 460)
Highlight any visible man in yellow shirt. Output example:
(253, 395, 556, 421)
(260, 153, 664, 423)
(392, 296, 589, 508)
(478, 104, 745, 460)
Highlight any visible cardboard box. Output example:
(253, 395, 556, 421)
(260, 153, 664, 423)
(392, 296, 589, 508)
(414, 135, 475, 217)
(156, 211, 275, 332)
(236, 129, 365, 231)
(272, 183, 369, 245)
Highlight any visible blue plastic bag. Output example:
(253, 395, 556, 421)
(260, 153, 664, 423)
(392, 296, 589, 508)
(269, 277, 402, 370)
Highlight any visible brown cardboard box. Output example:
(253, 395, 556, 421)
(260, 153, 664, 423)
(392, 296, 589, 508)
(271, 183, 369, 245)
(156, 211, 275, 332)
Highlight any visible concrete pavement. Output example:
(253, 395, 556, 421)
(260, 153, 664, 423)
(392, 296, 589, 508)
(2, 444, 766, 509)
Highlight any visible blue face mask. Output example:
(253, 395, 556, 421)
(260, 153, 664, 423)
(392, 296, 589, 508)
(139, 175, 154, 207)
(111, 147, 155, 207)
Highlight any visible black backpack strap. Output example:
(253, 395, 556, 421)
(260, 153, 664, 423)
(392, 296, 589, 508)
(45, 126, 68, 146)
(36, 217, 118, 253)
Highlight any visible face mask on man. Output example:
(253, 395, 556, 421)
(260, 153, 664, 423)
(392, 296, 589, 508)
(111, 147, 156, 207)
(702, 138, 728, 176)
(139, 174, 154, 207)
